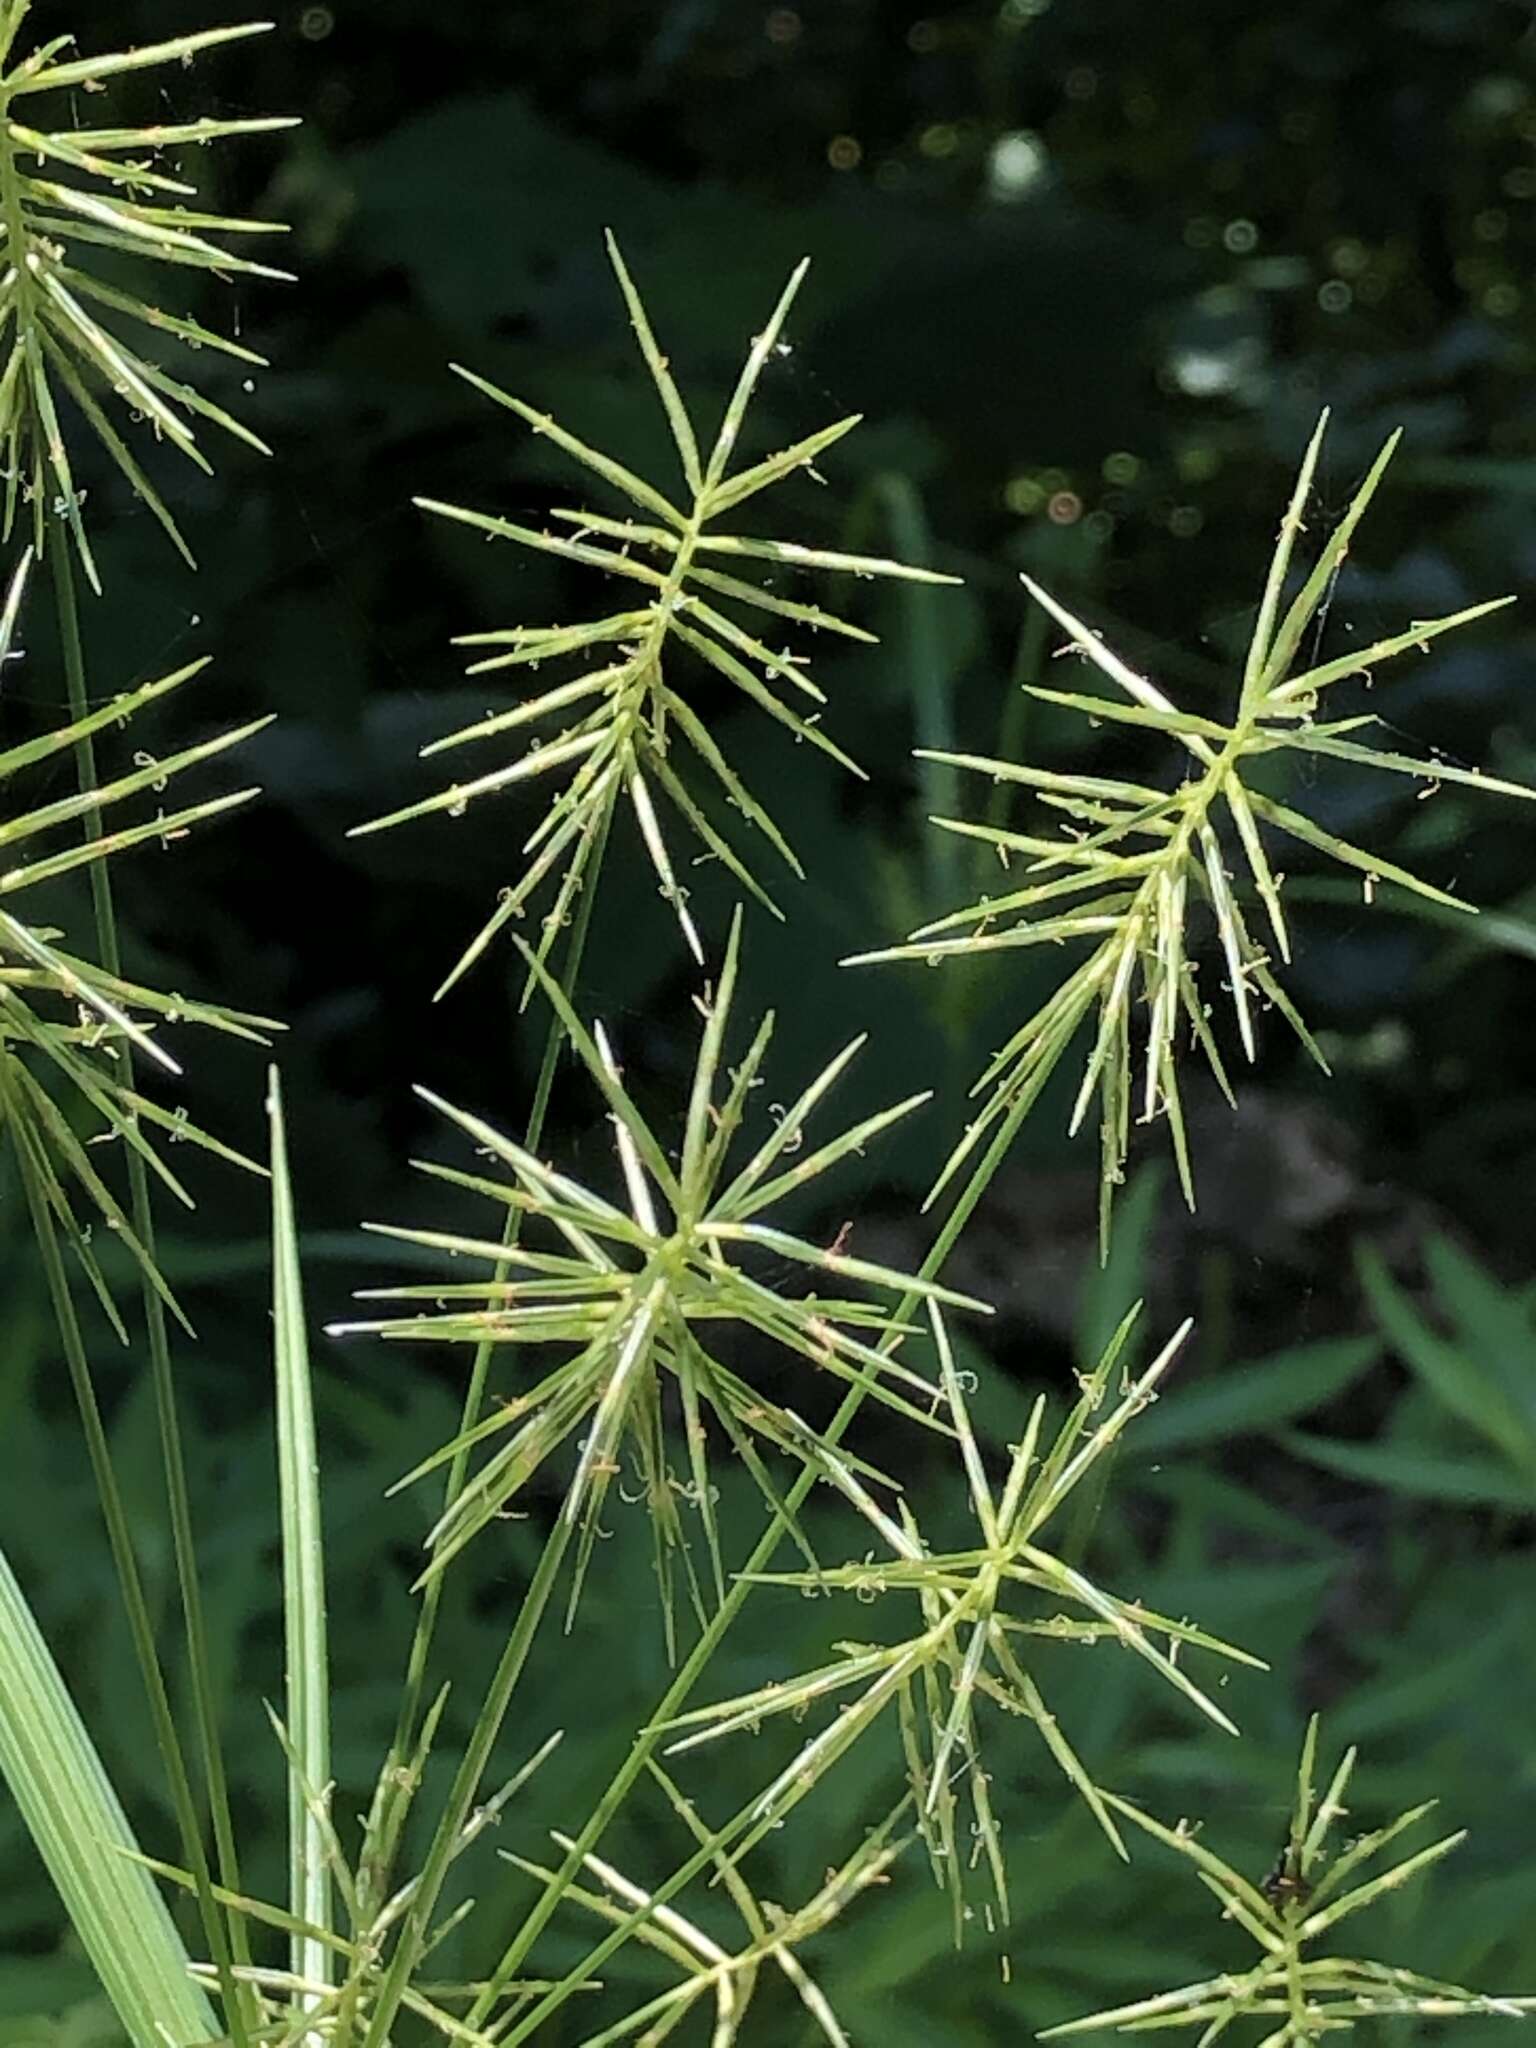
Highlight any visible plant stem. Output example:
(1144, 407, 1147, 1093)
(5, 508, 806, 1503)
(3, 1060, 249, 2043)
(351, 804, 615, 2038)
(357, 1511, 578, 2048)
(48, 543, 257, 2045)
(376, 807, 611, 1800)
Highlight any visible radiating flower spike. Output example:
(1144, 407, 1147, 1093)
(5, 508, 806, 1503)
(1043, 1718, 1536, 2042)
(0, 548, 276, 1317)
(330, 907, 988, 1638)
(355, 234, 961, 994)
(847, 415, 1526, 1249)
(666, 1307, 1262, 1925)
(0, 12, 296, 583)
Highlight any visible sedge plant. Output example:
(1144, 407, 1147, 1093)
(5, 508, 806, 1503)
(0, 138, 1530, 2048)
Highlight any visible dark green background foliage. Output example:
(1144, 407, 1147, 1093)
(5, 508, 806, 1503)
(3, 0, 1536, 2040)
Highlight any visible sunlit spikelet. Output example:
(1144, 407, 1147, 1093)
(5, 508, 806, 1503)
(352, 232, 961, 997)
(0, 8, 295, 583)
(848, 414, 1527, 1250)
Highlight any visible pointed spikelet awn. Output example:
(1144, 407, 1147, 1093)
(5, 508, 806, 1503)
(329, 910, 990, 1646)
(847, 414, 1528, 1252)
(0, 7, 296, 583)
(0, 549, 275, 1325)
(353, 232, 961, 998)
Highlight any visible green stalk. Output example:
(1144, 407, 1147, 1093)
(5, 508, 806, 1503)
(472, 1085, 1038, 2038)
(350, 804, 615, 2037)
(371, 808, 611, 1810)
(3, 1057, 247, 2036)
(356, 1511, 578, 2048)
(47, 541, 256, 2046)
(268, 1070, 332, 2002)
(356, 512, 764, 2040)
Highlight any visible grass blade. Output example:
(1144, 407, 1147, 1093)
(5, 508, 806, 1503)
(0, 1542, 216, 2048)
(268, 1070, 333, 2000)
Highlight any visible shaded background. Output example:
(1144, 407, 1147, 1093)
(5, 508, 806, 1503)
(4, 0, 1536, 2041)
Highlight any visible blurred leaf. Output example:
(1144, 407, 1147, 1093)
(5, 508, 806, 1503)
(1279, 1429, 1535, 1510)
(1127, 1336, 1380, 1458)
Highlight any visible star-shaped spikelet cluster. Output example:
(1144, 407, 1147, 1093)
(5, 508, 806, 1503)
(354, 232, 959, 996)
(332, 911, 987, 1643)
(664, 1304, 1260, 1934)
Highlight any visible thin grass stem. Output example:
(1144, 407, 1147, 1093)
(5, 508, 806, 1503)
(3, 1056, 249, 2042)
(47, 542, 258, 2044)
(353, 804, 615, 2021)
